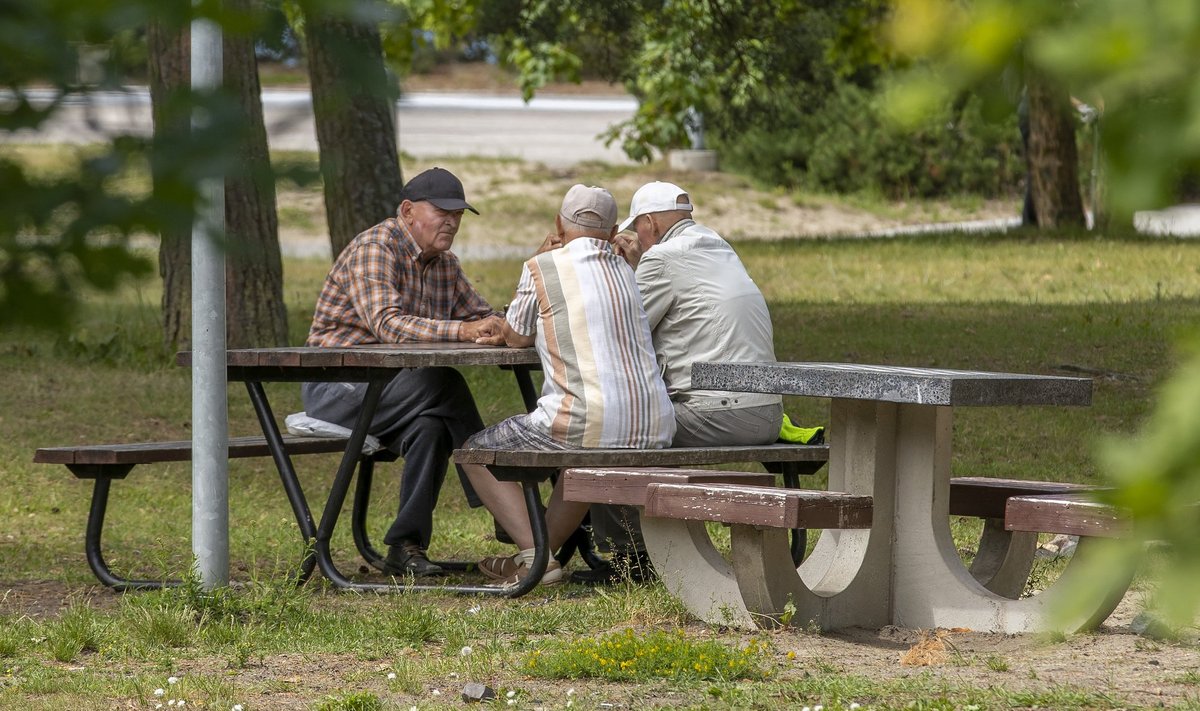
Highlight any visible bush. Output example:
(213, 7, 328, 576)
(718, 81, 1024, 199)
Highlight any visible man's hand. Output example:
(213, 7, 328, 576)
(535, 231, 563, 255)
(613, 232, 643, 269)
(461, 315, 506, 345)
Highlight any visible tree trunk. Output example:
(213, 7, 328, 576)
(1026, 70, 1086, 229)
(150, 3, 289, 350)
(147, 18, 192, 351)
(304, 8, 404, 258)
(224, 0, 288, 348)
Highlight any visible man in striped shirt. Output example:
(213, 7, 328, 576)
(460, 184, 675, 586)
(302, 167, 505, 578)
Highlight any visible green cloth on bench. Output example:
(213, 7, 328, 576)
(779, 414, 825, 445)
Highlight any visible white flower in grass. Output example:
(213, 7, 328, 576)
(467, 605, 481, 615)
(849, 704, 861, 710)
(410, 707, 418, 711)
(168, 676, 179, 685)
(177, 702, 186, 708)
(233, 706, 244, 711)
(167, 702, 176, 707)
(154, 689, 165, 697)
(155, 705, 163, 710)
(432, 689, 441, 696)
(449, 672, 459, 678)
(507, 690, 517, 698)
(460, 645, 473, 656)
(566, 688, 576, 696)
(814, 706, 823, 711)
(507, 701, 515, 707)
(387, 672, 397, 680)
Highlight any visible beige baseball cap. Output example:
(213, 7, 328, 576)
(559, 184, 618, 230)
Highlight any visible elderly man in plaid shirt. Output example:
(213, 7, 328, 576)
(302, 167, 506, 577)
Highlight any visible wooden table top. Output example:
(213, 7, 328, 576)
(178, 343, 540, 369)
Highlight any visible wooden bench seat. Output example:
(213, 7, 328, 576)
(34, 435, 360, 474)
(1005, 493, 1128, 538)
(644, 482, 873, 530)
(948, 477, 1101, 519)
(454, 443, 830, 481)
(35, 435, 396, 591)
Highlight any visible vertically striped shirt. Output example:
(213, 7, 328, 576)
(507, 238, 675, 449)
(306, 216, 497, 346)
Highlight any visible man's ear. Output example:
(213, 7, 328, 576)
(398, 199, 413, 221)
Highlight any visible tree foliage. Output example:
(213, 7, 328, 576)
(886, 0, 1200, 218)
(0, 0, 273, 333)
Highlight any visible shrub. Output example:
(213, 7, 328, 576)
(525, 628, 771, 682)
(718, 81, 1025, 199)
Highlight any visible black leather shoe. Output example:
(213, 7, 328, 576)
(382, 542, 445, 578)
(572, 548, 655, 586)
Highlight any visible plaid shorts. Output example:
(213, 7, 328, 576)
(462, 414, 569, 451)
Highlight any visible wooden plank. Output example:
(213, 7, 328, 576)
(452, 444, 830, 469)
(341, 343, 540, 368)
(297, 349, 345, 367)
(1004, 493, 1128, 538)
(562, 467, 776, 507)
(35, 435, 355, 467)
(949, 477, 1100, 519)
(644, 483, 873, 530)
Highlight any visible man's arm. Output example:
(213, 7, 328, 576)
(502, 321, 534, 347)
(635, 251, 673, 330)
(501, 263, 539, 349)
(344, 236, 465, 341)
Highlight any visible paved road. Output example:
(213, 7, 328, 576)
(3, 88, 639, 167)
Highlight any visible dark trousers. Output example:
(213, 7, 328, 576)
(301, 367, 484, 549)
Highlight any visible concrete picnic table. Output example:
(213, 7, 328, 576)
(639, 361, 1127, 633)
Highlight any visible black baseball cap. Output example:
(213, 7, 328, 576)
(400, 167, 479, 214)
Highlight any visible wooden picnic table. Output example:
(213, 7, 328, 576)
(178, 343, 545, 596)
(638, 361, 1122, 633)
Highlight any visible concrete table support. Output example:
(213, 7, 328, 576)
(662, 361, 1125, 633)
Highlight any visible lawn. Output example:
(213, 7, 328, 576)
(2, 196, 1200, 708)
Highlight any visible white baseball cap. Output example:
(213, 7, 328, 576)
(617, 181, 693, 232)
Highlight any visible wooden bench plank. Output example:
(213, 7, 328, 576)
(949, 477, 1101, 519)
(1004, 493, 1128, 538)
(644, 483, 873, 530)
(34, 435, 355, 467)
(454, 444, 830, 468)
(562, 467, 776, 507)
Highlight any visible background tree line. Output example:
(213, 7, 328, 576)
(4, 0, 1196, 345)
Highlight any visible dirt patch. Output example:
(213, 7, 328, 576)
(276, 157, 1020, 261)
(0, 579, 119, 620)
(4, 578, 1197, 709)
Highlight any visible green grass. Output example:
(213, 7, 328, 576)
(2, 170, 1200, 707)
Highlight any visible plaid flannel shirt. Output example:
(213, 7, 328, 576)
(305, 216, 497, 346)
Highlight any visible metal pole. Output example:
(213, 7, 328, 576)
(191, 14, 229, 589)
